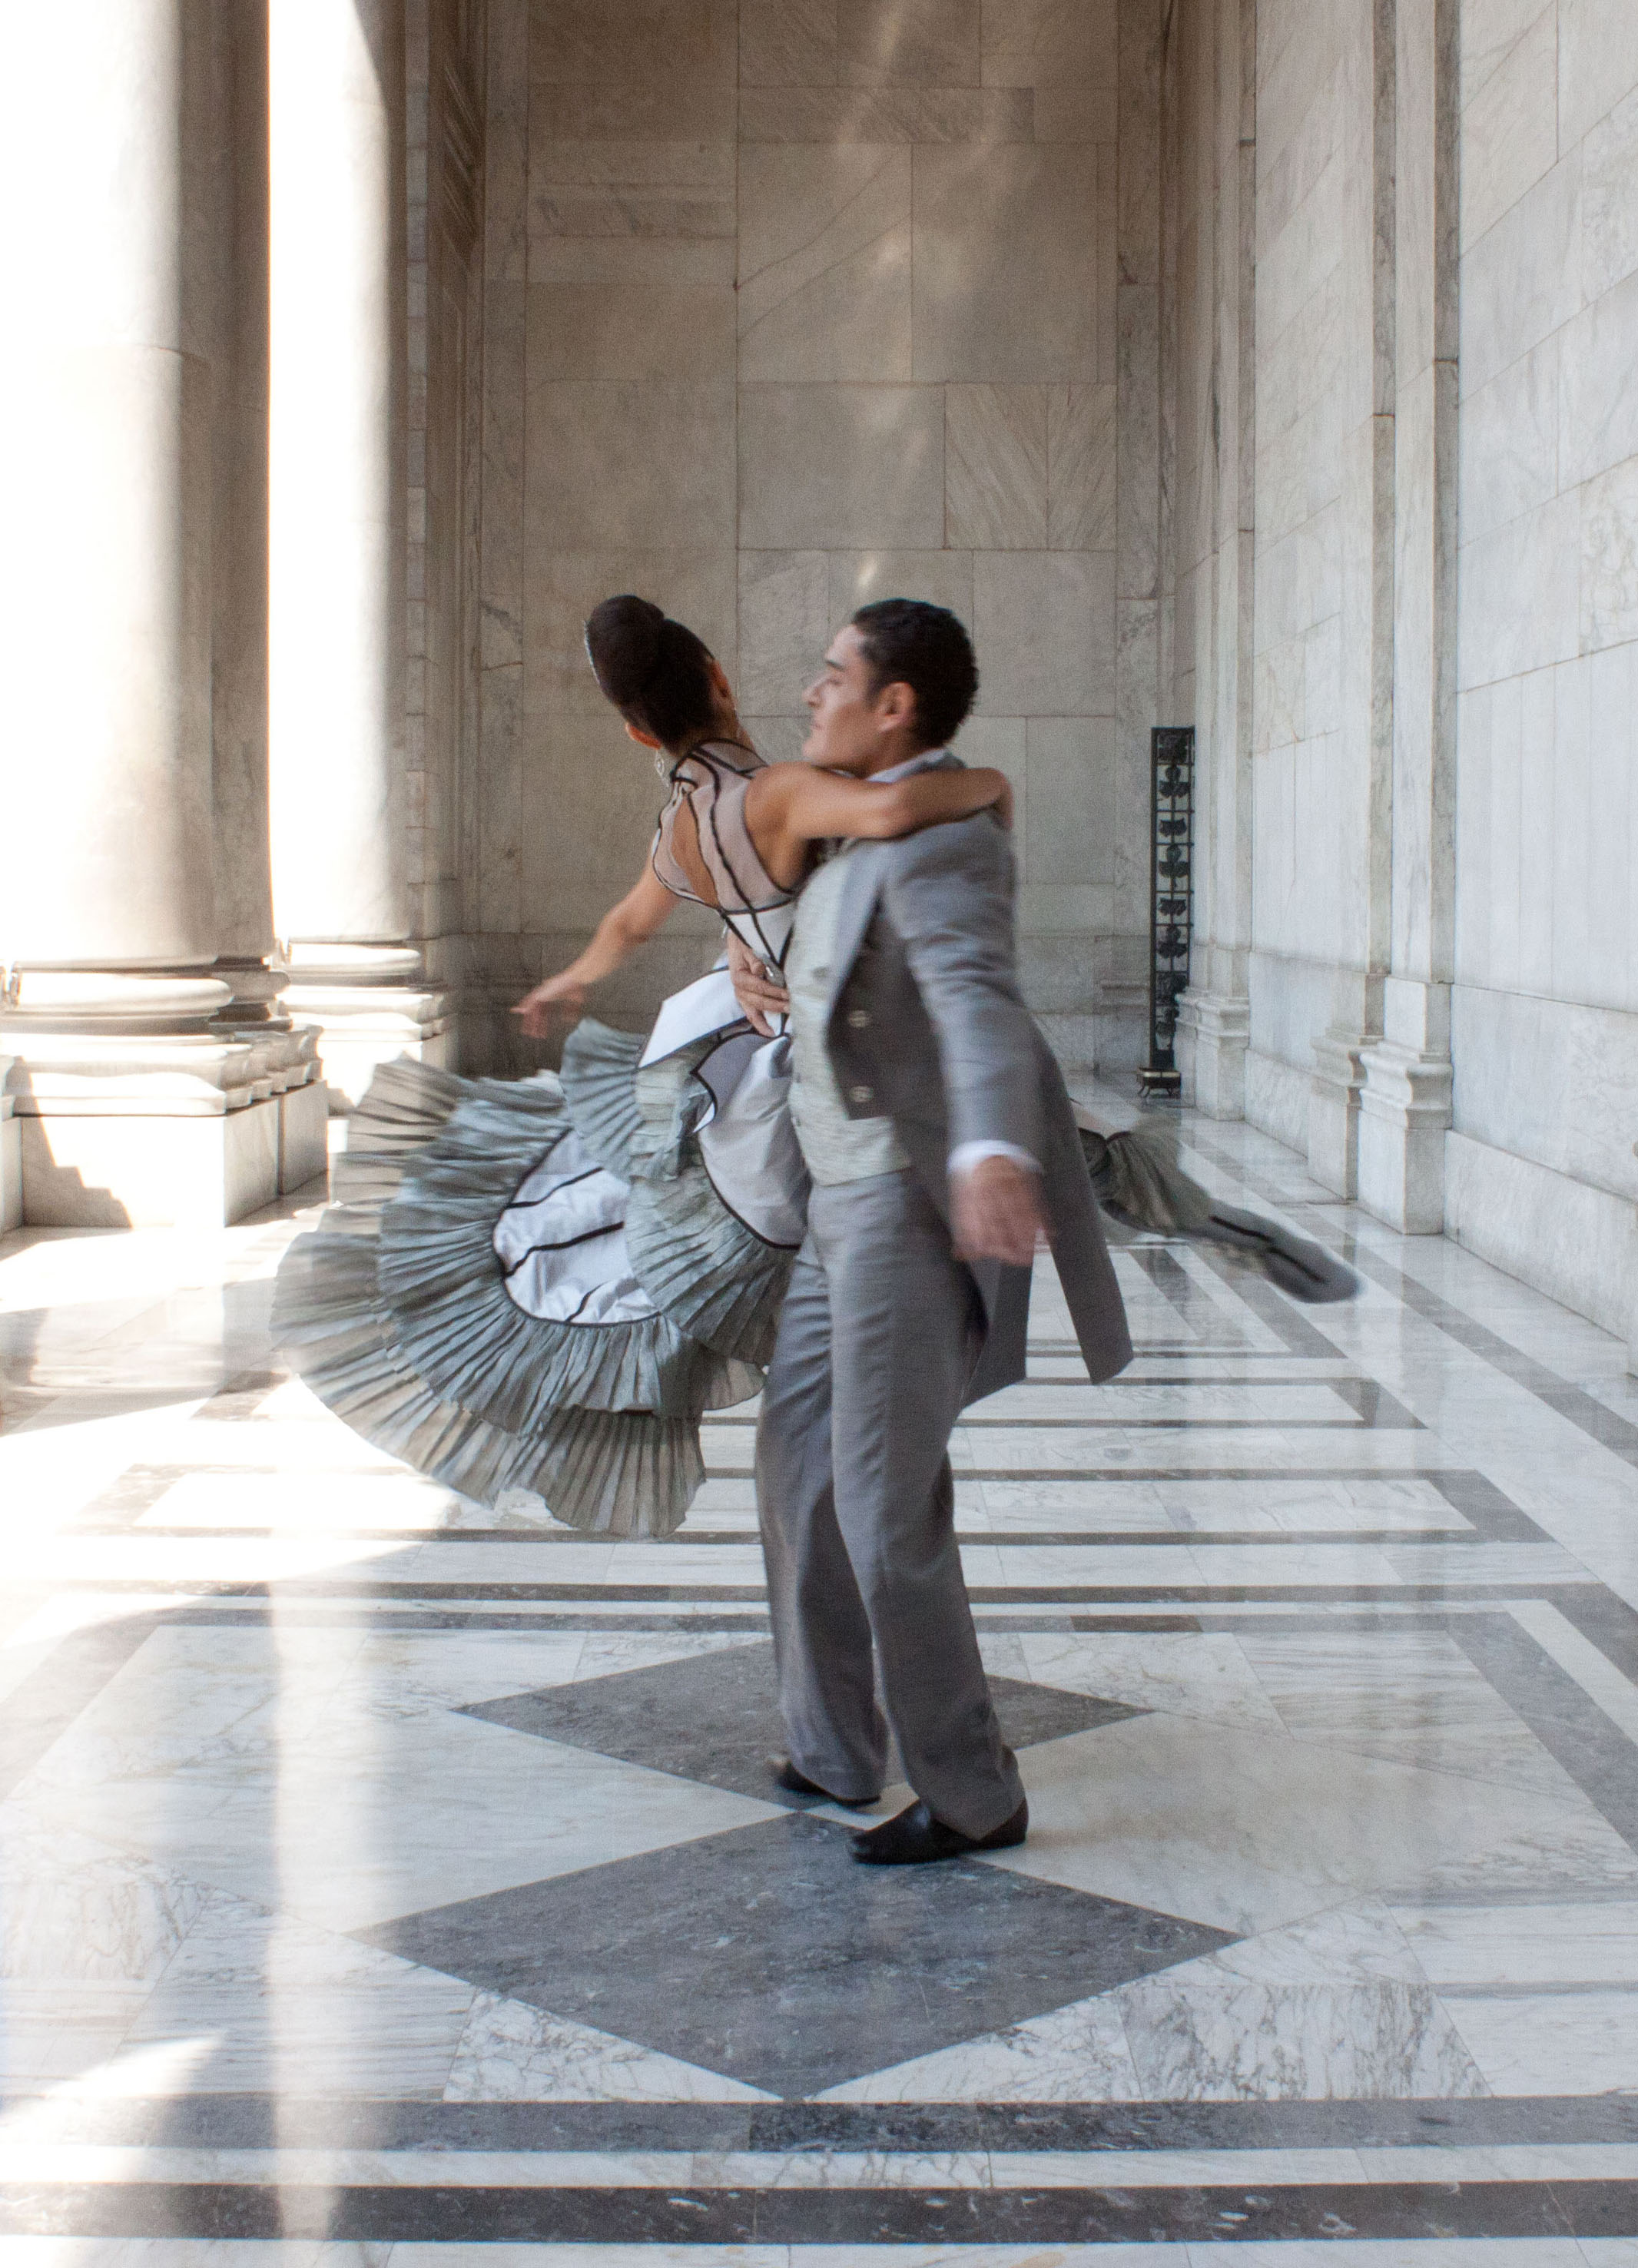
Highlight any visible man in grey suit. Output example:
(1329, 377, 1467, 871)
(728, 601, 1132, 1865)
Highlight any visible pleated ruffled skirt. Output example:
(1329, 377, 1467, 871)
(270, 1022, 802, 1538)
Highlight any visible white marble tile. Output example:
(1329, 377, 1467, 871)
(0, 2247, 390, 2266)
(1020, 1631, 1288, 1731)
(0, 1799, 209, 1981)
(1442, 1989, 1638, 2093)
(0, 1981, 154, 2084)
(446, 1989, 775, 2101)
(1233, 1630, 1586, 1798)
(121, 1887, 475, 2097)
(1393, 1900, 1638, 1988)
(1116, 1960, 1486, 2103)
(817, 1988, 1142, 2102)
(35, 1699, 783, 1934)
(992, 1711, 1638, 1938)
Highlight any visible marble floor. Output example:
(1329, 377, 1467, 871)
(5, 1105, 1638, 2266)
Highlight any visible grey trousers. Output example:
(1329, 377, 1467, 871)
(755, 1169, 1025, 1839)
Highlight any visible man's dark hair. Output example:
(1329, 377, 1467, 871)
(851, 599, 979, 750)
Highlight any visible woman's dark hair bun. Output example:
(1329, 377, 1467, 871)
(584, 592, 718, 752)
(584, 593, 666, 711)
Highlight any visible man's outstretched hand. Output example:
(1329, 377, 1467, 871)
(950, 1154, 1047, 1268)
(725, 928, 790, 1036)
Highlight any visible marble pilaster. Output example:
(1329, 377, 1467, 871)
(267, 0, 451, 1106)
(1169, 0, 1256, 1122)
(1308, 1026, 1371, 1201)
(1358, 0, 1459, 1235)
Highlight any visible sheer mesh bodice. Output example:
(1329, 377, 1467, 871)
(652, 741, 798, 972)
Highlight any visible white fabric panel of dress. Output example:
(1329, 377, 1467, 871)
(492, 1129, 658, 1323)
(695, 1033, 809, 1249)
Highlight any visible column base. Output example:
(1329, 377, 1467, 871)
(1308, 1028, 1373, 1199)
(1357, 979, 1453, 1234)
(278, 1079, 331, 1194)
(17, 1099, 282, 1228)
(280, 943, 453, 1109)
(1175, 991, 1250, 1119)
(0, 970, 290, 1227)
(0, 1058, 20, 1232)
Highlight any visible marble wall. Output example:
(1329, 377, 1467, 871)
(472, 0, 1146, 1059)
(1449, 0, 1638, 1335)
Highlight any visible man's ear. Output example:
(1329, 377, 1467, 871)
(623, 718, 665, 751)
(874, 678, 918, 735)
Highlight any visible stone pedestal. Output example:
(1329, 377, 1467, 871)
(17, 1102, 281, 1231)
(0, 1054, 20, 1234)
(1176, 991, 1250, 1119)
(278, 1079, 332, 1194)
(1358, 978, 1453, 1234)
(279, 944, 453, 1110)
(0, 974, 303, 1229)
(1308, 1028, 1372, 1199)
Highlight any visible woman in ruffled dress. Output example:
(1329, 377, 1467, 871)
(273, 596, 1020, 1539)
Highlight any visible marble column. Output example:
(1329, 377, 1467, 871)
(0, 0, 286, 1227)
(1358, 0, 1458, 1232)
(208, 0, 329, 1191)
(1174, 0, 1256, 1119)
(268, 0, 451, 1108)
(1305, 0, 1398, 1202)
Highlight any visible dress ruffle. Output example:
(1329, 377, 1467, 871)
(274, 1036, 785, 1537)
(274, 1223, 706, 1535)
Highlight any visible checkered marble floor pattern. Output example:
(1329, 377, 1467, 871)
(6, 1099, 1638, 2266)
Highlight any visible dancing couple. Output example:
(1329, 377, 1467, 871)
(277, 592, 1351, 1864)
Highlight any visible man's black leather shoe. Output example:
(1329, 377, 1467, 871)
(771, 1756, 878, 1809)
(850, 1796, 1028, 1864)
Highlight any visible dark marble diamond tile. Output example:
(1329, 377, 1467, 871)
(461, 1639, 1141, 1803)
(363, 1811, 1234, 2097)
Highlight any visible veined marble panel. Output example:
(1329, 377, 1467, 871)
(1025, 718, 1116, 886)
(945, 385, 1049, 549)
(1459, 2, 1557, 253)
(1585, 84, 1638, 301)
(740, 0, 837, 88)
(737, 145, 912, 382)
(837, 0, 980, 88)
(973, 552, 1116, 715)
(738, 385, 944, 549)
(827, 548, 974, 628)
(736, 85, 1036, 141)
(529, 0, 738, 91)
(912, 146, 1099, 384)
(980, 0, 1119, 91)
(738, 550, 831, 715)
(1558, 0, 1638, 148)
(526, 380, 735, 552)
(1458, 150, 1583, 400)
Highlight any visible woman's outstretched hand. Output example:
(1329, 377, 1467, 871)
(512, 971, 589, 1037)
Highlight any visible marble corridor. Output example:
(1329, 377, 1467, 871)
(6, 1099, 1638, 2267)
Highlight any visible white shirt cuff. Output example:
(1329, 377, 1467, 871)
(949, 1139, 1042, 1179)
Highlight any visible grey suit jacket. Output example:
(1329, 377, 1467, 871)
(815, 765, 1133, 1395)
